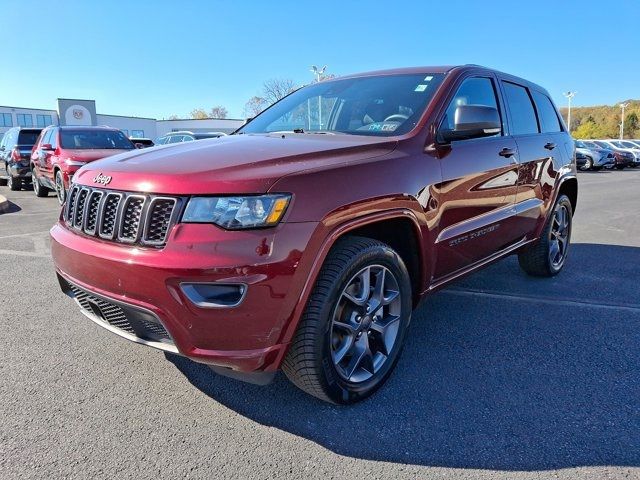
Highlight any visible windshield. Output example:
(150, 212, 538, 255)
(60, 129, 134, 149)
(240, 73, 445, 137)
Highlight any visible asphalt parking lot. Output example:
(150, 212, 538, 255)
(1, 170, 639, 480)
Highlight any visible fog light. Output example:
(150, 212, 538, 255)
(180, 283, 247, 308)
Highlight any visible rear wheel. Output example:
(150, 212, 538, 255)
(0, 162, 8, 186)
(32, 169, 49, 197)
(518, 195, 572, 277)
(282, 236, 412, 404)
(7, 173, 20, 191)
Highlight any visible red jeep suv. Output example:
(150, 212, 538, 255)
(51, 66, 577, 404)
(31, 126, 135, 204)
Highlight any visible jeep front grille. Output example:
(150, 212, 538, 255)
(64, 185, 180, 247)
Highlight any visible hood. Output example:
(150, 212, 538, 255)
(63, 148, 134, 163)
(73, 134, 397, 194)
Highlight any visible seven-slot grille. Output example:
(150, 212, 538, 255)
(64, 185, 179, 247)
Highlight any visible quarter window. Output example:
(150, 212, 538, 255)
(0, 113, 12, 127)
(442, 77, 502, 136)
(17, 114, 33, 127)
(532, 91, 561, 133)
(502, 82, 539, 135)
(131, 129, 144, 137)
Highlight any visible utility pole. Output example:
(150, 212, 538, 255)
(619, 102, 629, 139)
(563, 91, 576, 134)
(310, 65, 327, 129)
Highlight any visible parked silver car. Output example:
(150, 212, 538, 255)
(597, 140, 640, 168)
(575, 140, 615, 170)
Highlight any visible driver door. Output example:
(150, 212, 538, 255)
(433, 75, 521, 279)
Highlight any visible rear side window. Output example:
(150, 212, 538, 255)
(17, 130, 40, 146)
(503, 82, 539, 135)
(167, 135, 183, 144)
(442, 77, 502, 135)
(532, 91, 562, 133)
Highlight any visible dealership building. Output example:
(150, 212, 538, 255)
(0, 98, 245, 140)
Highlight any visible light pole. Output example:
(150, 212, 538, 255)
(310, 65, 327, 129)
(563, 91, 576, 134)
(619, 102, 629, 139)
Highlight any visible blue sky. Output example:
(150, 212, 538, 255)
(1, 0, 638, 119)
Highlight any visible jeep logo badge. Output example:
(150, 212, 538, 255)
(93, 173, 112, 186)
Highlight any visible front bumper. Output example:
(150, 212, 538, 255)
(51, 220, 318, 372)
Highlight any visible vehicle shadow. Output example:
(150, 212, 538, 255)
(166, 243, 640, 471)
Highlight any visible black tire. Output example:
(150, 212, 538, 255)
(55, 170, 66, 205)
(615, 165, 625, 170)
(518, 194, 573, 277)
(0, 163, 8, 186)
(32, 169, 49, 197)
(582, 157, 593, 170)
(7, 173, 20, 191)
(282, 236, 412, 404)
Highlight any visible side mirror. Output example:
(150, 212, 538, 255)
(135, 143, 144, 149)
(441, 105, 501, 142)
(41, 143, 54, 151)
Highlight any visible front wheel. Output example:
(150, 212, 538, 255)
(518, 195, 573, 277)
(582, 157, 593, 170)
(282, 236, 413, 404)
(55, 170, 66, 205)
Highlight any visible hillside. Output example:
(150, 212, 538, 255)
(559, 100, 640, 139)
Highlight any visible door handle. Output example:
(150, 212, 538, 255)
(498, 148, 516, 158)
(544, 142, 556, 150)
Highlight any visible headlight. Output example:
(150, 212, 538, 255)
(182, 194, 291, 229)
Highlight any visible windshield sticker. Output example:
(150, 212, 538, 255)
(369, 123, 398, 132)
(414, 84, 428, 92)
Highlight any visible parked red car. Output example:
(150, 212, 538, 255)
(51, 65, 577, 404)
(31, 126, 135, 204)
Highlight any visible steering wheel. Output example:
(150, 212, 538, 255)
(383, 114, 409, 123)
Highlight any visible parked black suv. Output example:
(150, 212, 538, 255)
(0, 127, 42, 191)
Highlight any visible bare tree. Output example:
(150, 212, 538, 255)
(262, 78, 297, 105)
(209, 106, 228, 119)
(243, 96, 267, 118)
(167, 115, 180, 120)
(189, 108, 208, 119)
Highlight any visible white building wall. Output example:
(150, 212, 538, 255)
(156, 118, 245, 136)
(96, 115, 157, 139)
(0, 104, 246, 142)
(0, 106, 58, 136)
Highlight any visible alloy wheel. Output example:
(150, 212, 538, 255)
(56, 172, 65, 204)
(549, 203, 570, 269)
(330, 264, 402, 383)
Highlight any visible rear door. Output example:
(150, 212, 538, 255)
(500, 81, 563, 238)
(433, 74, 521, 279)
